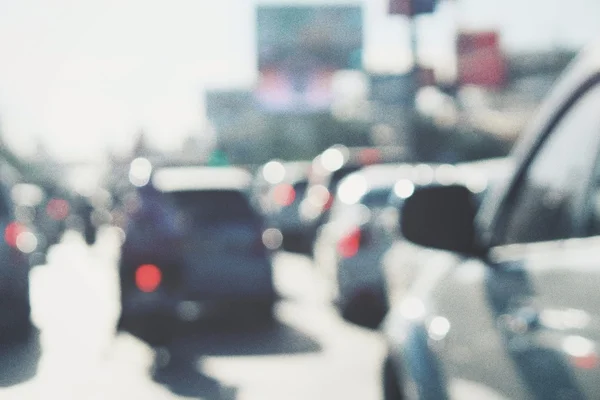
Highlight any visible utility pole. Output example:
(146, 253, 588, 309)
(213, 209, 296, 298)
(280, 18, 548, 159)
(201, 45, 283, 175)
(388, 0, 438, 159)
(389, 0, 437, 87)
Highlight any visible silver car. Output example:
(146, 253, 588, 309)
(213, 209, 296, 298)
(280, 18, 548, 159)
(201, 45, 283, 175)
(313, 163, 417, 327)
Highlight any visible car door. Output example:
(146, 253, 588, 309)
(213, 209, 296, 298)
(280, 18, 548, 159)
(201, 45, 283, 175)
(421, 78, 600, 400)
(483, 79, 600, 400)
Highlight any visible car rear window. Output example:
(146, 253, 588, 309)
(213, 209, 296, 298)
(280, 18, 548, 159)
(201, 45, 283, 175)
(168, 190, 259, 223)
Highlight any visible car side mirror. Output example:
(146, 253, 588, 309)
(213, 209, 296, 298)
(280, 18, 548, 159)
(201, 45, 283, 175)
(400, 184, 483, 257)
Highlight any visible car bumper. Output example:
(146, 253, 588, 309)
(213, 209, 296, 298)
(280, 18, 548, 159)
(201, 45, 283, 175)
(121, 289, 276, 323)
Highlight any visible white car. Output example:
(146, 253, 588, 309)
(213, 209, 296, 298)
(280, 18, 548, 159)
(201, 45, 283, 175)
(313, 163, 417, 327)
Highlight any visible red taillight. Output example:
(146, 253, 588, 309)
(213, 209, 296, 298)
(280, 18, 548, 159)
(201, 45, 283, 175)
(5, 222, 25, 248)
(359, 148, 381, 165)
(337, 227, 361, 258)
(135, 264, 162, 293)
(46, 198, 70, 221)
(273, 184, 296, 207)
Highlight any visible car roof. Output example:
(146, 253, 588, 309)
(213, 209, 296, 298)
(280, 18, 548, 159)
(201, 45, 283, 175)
(151, 166, 253, 192)
(311, 145, 409, 177)
(375, 158, 512, 204)
(342, 163, 416, 190)
(257, 160, 311, 185)
(453, 157, 514, 193)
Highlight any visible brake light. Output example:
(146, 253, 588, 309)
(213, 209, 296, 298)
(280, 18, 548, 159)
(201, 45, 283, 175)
(47, 198, 70, 221)
(5, 222, 25, 248)
(359, 148, 381, 165)
(273, 184, 296, 207)
(337, 227, 361, 258)
(135, 264, 162, 293)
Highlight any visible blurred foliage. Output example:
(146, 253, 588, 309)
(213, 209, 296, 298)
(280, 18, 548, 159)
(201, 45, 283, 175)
(506, 49, 577, 81)
(215, 104, 512, 166)
(219, 111, 371, 165)
(0, 128, 65, 191)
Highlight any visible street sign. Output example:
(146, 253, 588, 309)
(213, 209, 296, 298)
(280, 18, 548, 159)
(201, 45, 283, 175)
(457, 31, 506, 87)
(389, 0, 436, 16)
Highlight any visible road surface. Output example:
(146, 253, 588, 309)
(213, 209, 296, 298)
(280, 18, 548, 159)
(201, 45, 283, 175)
(0, 227, 387, 400)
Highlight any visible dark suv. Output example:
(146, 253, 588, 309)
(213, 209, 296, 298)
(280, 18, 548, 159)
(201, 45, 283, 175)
(118, 166, 276, 344)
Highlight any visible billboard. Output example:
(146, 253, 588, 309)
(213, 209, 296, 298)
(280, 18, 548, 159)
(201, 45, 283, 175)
(256, 5, 363, 113)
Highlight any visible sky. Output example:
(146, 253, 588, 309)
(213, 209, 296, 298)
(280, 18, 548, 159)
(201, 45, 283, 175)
(0, 0, 599, 162)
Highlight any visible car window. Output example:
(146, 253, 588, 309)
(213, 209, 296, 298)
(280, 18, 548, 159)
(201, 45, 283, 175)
(499, 83, 600, 245)
(168, 190, 259, 224)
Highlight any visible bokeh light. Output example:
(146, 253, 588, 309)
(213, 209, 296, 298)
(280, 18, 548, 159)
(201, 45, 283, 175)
(128, 157, 153, 187)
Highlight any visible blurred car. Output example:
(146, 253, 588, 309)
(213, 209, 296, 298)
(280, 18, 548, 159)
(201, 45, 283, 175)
(254, 160, 312, 252)
(315, 159, 510, 329)
(382, 41, 600, 400)
(299, 144, 409, 252)
(10, 183, 47, 249)
(0, 173, 35, 341)
(312, 163, 416, 327)
(11, 181, 74, 263)
(39, 187, 71, 247)
(118, 165, 277, 344)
